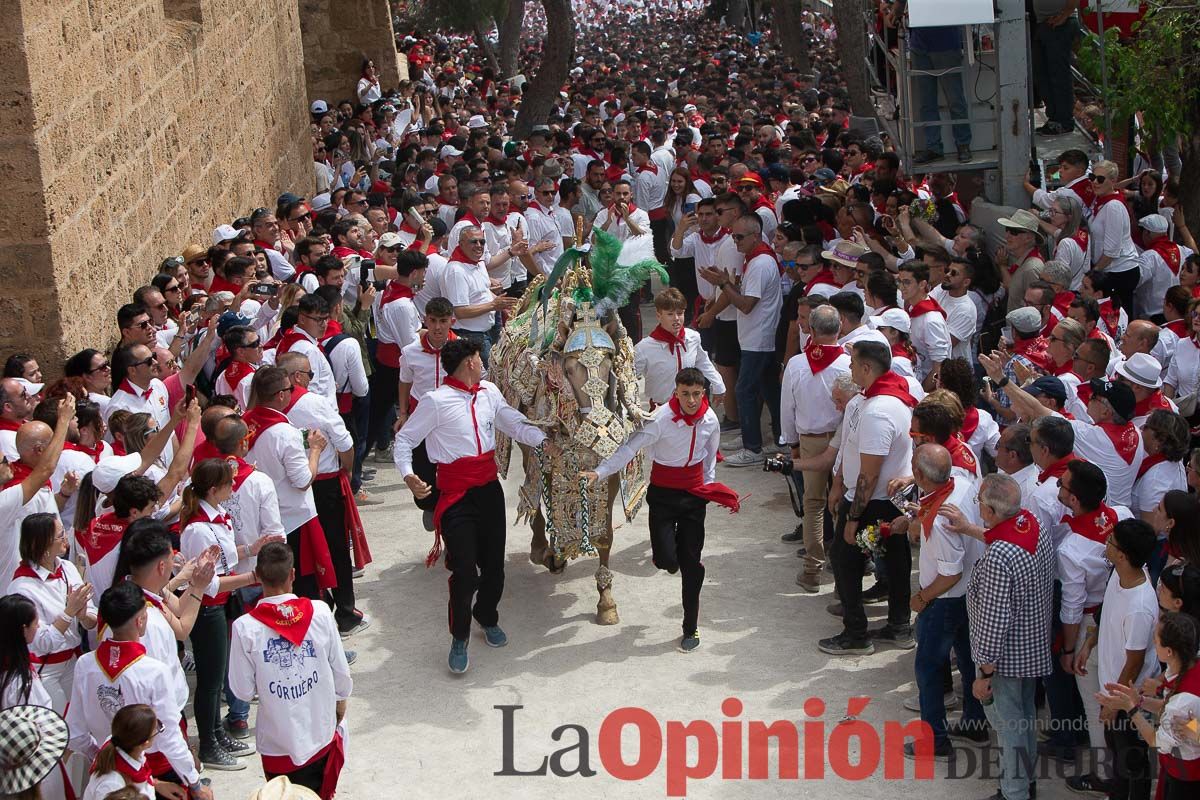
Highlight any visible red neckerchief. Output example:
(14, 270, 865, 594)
(946, 436, 979, 476)
(636, 162, 658, 175)
(752, 194, 776, 217)
(248, 597, 315, 647)
(1096, 298, 1122, 337)
(2, 460, 48, 490)
(227, 456, 256, 491)
(698, 227, 728, 245)
(805, 269, 842, 291)
(282, 383, 308, 413)
(1007, 247, 1039, 276)
(649, 325, 687, 357)
(1012, 335, 1053, 372)
(222, 359, 255, 391)
(209, 275, 243, 295)
(0, 417, 21, 433)
(407, 238, 439, 256)
(447, 245, 478, 265)
(253, 238, 278, 253)
(380, 281, 415, 308)
(182, 502, 231, 531)
(531, 200, 556, 217)
(1051, 290, 1075, 320)
(907, 297, 946, 319)
(78, 513, 130, 565)
(118, 379, 153, 401)
(1061, 504, 1119, 546)
(439, 196, 459, 208)
(984, 509, 1040, 555)
(398, 220, 420, 235)
(331, 245, 373, 260)
(276, 326, 313, 356)
(12, 562, 64, 582)
(1038, 453, 1078, 484)
(458, 211, 483, 228)
(805, 342, 844, 374)
(743, 241, 780, 275)
(242, 406, 290, 451)
(419, 331, 456, 388)
(1136, 452, 1167, 480)
(1097, 421, 1140, 464)
(917, 479, 955, 540)
(91, 746, 154, 786)
(961, 406, 980, 441)
(1068, 179, 1096, 209)
(862, 372, 917, 408)
(1148, 239, 1183, 275)
(1070, 227, 1090, 252)
(94, 639, 146, 682)
(1134, 390, 1172, 418)
(669, 395, 710, 425)
(140, 588, 164, 612)
(319, 319, 343, 345)
(1164, 319, 1189, 338)
(1052, 358, 1075, 377)
(64, 441, 104, 464)
(1092, 191, 1125, 215)
(1076, 380, 1095, 405)
(485, 213, 510, 227)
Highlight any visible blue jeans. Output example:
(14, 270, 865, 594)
(911, 48, 972, 152)
(734, 349, 780, 452)
(453, 327, 492, 367)
(223, 586, 263, 723)
(914, 596, 986, 746)
(984, 675, 1039, 800)
(341, 394, 371, 493)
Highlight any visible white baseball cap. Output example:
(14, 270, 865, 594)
(467, 115, 488, 129)
(869, 307, 911, 334)
(310, 100, 329, 115)
(212, 224, 240, 245)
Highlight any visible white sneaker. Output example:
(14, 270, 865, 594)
(903, 691, 959, 712)
(724, 448, 765, 467)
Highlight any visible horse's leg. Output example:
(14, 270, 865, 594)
(521, 443, 551, 567)
(595, 474, 619, 625)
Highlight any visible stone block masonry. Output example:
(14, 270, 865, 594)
(0, 0, 313, 370)
(300, 0, 401, 107)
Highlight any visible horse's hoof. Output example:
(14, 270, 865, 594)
(529, 545, 548, 566)
(596, 605, 620, 625)
(546, 555, 566, 574)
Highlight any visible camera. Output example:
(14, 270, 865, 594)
(763, 453, 793, 476)
(251, 283, 277, 297)
(359, 258, 376, 287)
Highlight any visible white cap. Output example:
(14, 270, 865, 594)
(439, 144, 464, 159)
(1115, 352, 1164, 389)
(683, 103, 698, 113)
(1138, 213, 1169, 234)
(310, 100, 329, 115)
(377, 232, 404, 249)
(91, 453, 143, 494)
(15, 378, 44, 396)
(869, 307, 911, 334)
(310, 192, 332, 212)
(212, 224, 240, 245)
(467, 114, 488, 129)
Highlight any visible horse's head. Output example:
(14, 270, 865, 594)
(559, 301, 616, 415)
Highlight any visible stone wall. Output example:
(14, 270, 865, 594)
(300, 0, 402, 108)
(0, 0, 313, 370)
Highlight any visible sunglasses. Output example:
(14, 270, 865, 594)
(289, 213, 312, 223)
(292, 370, 315, 379)
(462, 238, 486, 245)
(238, 340, 263, 349)
(163, 284, 181, 292)
(731, 232, 752, 241)
(87, 362, 111, 374)
(132, 356, 155, 367)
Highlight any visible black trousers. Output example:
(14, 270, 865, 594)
(830, 498, 910, 638)
(289, 525, 320, 602)
(1104, 710, 1151, 800)
(312, 476, 357, 630)
(647, 484, 707, 636)
(367, 362, 399, 452)
(189, 604, 228, 748)
(441, 480, 507, 641)
(265, 750, 329, 796)
(1162, 774, 1199, 800)
(411, 441, 439, 512)
(1092, 267, 1140, 326)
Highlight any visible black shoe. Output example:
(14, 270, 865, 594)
(1037, 740, 1076, 763)
(1036, 121, 1073, 136)
(199, 745, 245, 771)
(781, 525, 804, 543)
(903, 739, 953, 761)
(862, 582, 889, 603)
(1065, 773, 1110, 795)
(817, 632, 875, 655)
(957, 144, 972, 163)
(913, 149, 943, 165)
(216, 731, 255, 756)
(867, 624, 915, 649)
(947, 719, 989, 744)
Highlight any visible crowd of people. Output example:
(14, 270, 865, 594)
(2, 1, 1200, 799)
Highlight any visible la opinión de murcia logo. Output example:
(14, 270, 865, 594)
(495, 697, 936, 796)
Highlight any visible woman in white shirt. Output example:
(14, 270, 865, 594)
(356, 59, 382, 106)
(1048, 194, 1090, 290)
(664, 168, 702, 226)
(81, 704, 165, 800)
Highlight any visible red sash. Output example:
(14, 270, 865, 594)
(1148, 239, 1183, 275)
(261, 731, 345, 800)
(1134, 390, 1172, 418)
(430, 452, 498, 567)
(648, 325, 687, 369)
(314, 471, 373, 570)
(1061, 504, 1119, 546)
(862, 372, 917, 408)
(77, 513, 131, 566)
(907, 297, 946, 319)
(917, 479, 955, 540)
(1038, 454, 1078, 484)
(984, 510, 1040, 555)
(242, 406, 291, 451)
(650, 462, 740, 512)
(297, 517, 337, 590)
(805, 343, 844, 374)
(247, 597, 315, 646)
(961, 406, 980, 441)
(1097, 421, 1140, 465)
(94, 640, 146, 682)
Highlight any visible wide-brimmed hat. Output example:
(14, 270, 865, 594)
(1115, 352, 1163, 390)
(997, 209, 1043, 238)
(0, 705, 70, 795)
(250, 776, 322, 800)
(821, 240, 869, 269)
(181, 244, 208, 264)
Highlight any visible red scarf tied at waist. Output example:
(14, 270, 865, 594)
(314, 471, 373, 571)
(649, 396, 740, 512)
(429, 452, 498, 567)
(862, 372, 917, 408)
(261, 731, 345, 800)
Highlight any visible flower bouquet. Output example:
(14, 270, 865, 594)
(856, 522, 889, 557)
(909, 198, 939, 225)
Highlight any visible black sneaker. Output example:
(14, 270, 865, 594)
(903, 739, 953, 761)
(1065, 773, 1110, 796)
(217, 731, 255, 756)
(817, 633, 875, 655)
(862, 582, 889, 603)
(957, 144, 972, 163)
(199, 745, 245, 771)
(868, 624, 915, 649)
(339, 614, 371, 639)
(795, 545, 807, 557)
(781, 525, 804, 543)
(223, 717, 250, 740)
(947, 719, 989, 744)
(679, 632, 700, 653)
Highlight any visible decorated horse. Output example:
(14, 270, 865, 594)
(490, 227, 665, 624)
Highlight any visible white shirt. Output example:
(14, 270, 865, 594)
(966, 408, 1002, 460)
(399, 339, 449, 404)
(0, 484, 58, 592)
(1132, 458, 1186, 515)
(633, 329, 724, 405)
(483, 212, 524, 288)
(245, 410, 318, 532)
(1136, 243, 1191, 317)
(374, 291, 421, 353)
(594, 404, 720, 485)
(325, 335, 369, 399)
(908, 307, 951, 381)
(1, 667, 52, 710)
(523, 202, 565, 276)
(67, 643, 200, 784)
(443, 257, 496, 333)
(633, 164, 668, 213)
(279, 328, 336, 404)
(394, 381, 547, 477)
(1007, 462, 1041, 508)
(1091, 198, 1140, 274)
(98, 587, 189, 710)
(81, 751, 154, 800)
(672, 231, 739, 323)
(288, 391, 354, 475)
(592, 205, 653, 246)
(841, 391, 914, 502)
(918, 478, 984, 598)
(1069, 419, 1144, 507)
(229, 593, 353, 765)
(736, 252, 783, 352)
(225, 467, 285, 575)
(180, 499, 239, 599)
(929, 287, 977, 360)
(780, 347, 851, 439)
(1097, 569, 1160, 689)
(214, 361, 257, 411)
(838, 324, 890, 350)
(447, 217, 493, 262)
(1166, 335, 1200, 398)
(7, 559, 93, 658)
(1055, 505, 1132, 624)
(1054, 236, 1090, 290)
(413, 251, 448, 318)
(105, 379, 174, 464)
(53, 447, 98, 533)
